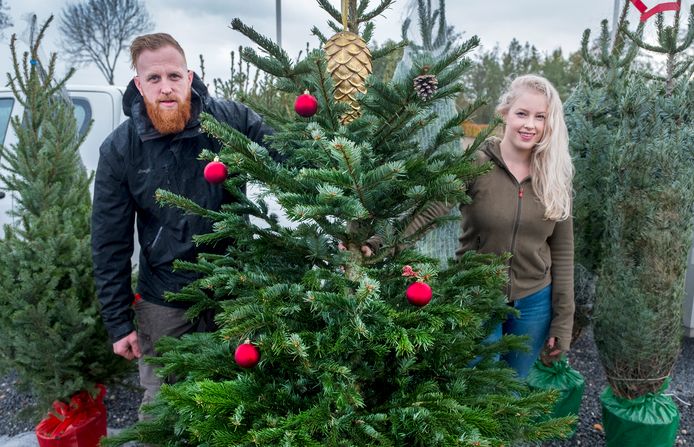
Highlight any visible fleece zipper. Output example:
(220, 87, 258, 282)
(507, 180, 525, 299)
(491, 151, 528, 299)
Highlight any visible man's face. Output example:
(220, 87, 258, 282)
(133, 45, 194, 134)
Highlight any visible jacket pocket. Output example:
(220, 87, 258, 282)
(144, 226, 173, 268)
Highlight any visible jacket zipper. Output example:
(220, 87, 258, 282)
(507, 183, 524, 298)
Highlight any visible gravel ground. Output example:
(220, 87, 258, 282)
(0, 370, 140, 437)
(544, 327, 693, 447)
(1, 328, 692, 445)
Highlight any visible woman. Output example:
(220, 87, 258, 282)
(468, 74, 574, 378)
(393, 74, 575, 378)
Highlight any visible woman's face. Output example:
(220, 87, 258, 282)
(502, 89, 549, 153)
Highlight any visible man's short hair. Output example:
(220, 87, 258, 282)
(130, 33, 186, 69)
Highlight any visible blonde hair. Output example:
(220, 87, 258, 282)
(496, 74, 573, 221)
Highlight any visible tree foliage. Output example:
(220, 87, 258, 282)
(462, 39, 582, 123)
(567, 3, 694, 399)
(58, 0, 154, 85)
(103, 2, 574, 446)
(0, 17, 128, 417)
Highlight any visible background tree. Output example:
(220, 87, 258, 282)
(370, 38, 404, 83)
(104, 1, 575, 446)
(566, 2, 694, 444)
(0, 17, 128, 417)
(0, 0, 11, 37)
(58, 0, 154, 85)
(390, 0, 469, 266)
(461, 41, 582, 124)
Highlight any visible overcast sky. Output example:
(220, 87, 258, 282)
(0, 1, 685, 87)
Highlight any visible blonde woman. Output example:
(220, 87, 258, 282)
(467, 74, 575, 378)
(361, 74, 574, 377)
(377, 74, 575, 378)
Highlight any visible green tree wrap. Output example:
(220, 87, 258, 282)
(527, 359, 584, 436)
(600, 382, 679, 447)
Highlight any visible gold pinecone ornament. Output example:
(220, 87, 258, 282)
(324, 31, 372, 124)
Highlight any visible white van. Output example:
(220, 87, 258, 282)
(0, 84, 127, 232)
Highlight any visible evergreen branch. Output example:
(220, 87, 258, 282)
(621, 25, 670, 54)
(580, 29, 600, 68)
(331, 140, 368, 213)
(313, 57, 340, 130)
(362, 21, 375, 43)
(675, 5, 694, 53)
(327, 20, 343, 34)
(360, 0, 395, 23)
(315, 0, 342, 24)
(230, 18, 292, 68)
(428, 37, 479, 76)
(8, 36, 28, 103)
(239, 47, 288, 79)
(311, 26, 328, 44)
(155, 189, 225, 220)
(672, 59, 694, 78)
(370, 40, 408, 61)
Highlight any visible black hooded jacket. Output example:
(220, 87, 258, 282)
(91, 74, 272, 343)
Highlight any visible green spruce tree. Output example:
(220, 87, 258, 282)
(391, 0, 469, 267)
(567, 0, 694, 401)
(0, 17, 127, 416)
(106, 2, 574, 445)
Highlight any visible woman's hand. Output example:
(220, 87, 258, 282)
(540, 337, 563, 366)
(338, 241, 373, 257)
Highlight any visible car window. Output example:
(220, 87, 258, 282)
(71, 97, 92, 137)
(0, 98, 13, 145)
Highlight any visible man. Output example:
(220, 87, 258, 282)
(91, 33, 272, 411)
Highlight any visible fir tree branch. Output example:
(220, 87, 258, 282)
(315, 0, 342, 24)
(311, 26, 328, 44)
(230, 18, 292, 68)
(361, 0, 395, 23)
(371, 40, 408, 61)
(362, 21, 375, 42)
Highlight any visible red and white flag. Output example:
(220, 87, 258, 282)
(629, 0, 681, 22)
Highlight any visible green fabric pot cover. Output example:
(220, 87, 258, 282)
(527, 359, 585, 419)
(600, 383, 679, 447)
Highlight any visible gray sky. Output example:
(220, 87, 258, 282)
(0, 1, 684, 86)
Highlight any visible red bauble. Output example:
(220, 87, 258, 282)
(294, 90, 318, 117)
(204, 158, 227, 184)
(234, 340, 260, 368)
(406, 281, 432, 307)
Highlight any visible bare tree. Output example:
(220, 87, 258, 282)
(59, 0, 154, 85)
(0, 0, 12, 37)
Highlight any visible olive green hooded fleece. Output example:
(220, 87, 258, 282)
(403, 137, 575, 351)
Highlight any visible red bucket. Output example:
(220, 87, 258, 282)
(35, 384, 107, 447)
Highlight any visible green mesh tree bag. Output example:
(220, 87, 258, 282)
(600, 382, 679, 447)
(527, 359, 585, 436)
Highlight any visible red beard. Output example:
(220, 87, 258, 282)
(143, 90, 192, 135)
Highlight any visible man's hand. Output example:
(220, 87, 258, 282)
(113, 331, 141, 360)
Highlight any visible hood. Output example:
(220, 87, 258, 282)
(481, 136, 505, 168)
(122, 72, 211, 141)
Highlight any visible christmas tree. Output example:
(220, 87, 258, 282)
(106, 1, 573, 445)
(568, 1, 694, 399)
(391, 0, 469, 267)
(566, 2, 693, 443)
(0, 17, 127, 416)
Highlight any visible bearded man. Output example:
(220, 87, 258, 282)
(91, 33, 272, 414)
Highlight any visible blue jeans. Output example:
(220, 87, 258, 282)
(488, 284, 553, 379)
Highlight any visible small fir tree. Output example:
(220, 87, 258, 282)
(106, 1, 574, 445)
(567, 2, 694, 398)
(0, 17, 127, 416)
(391, 0, 469, 267)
